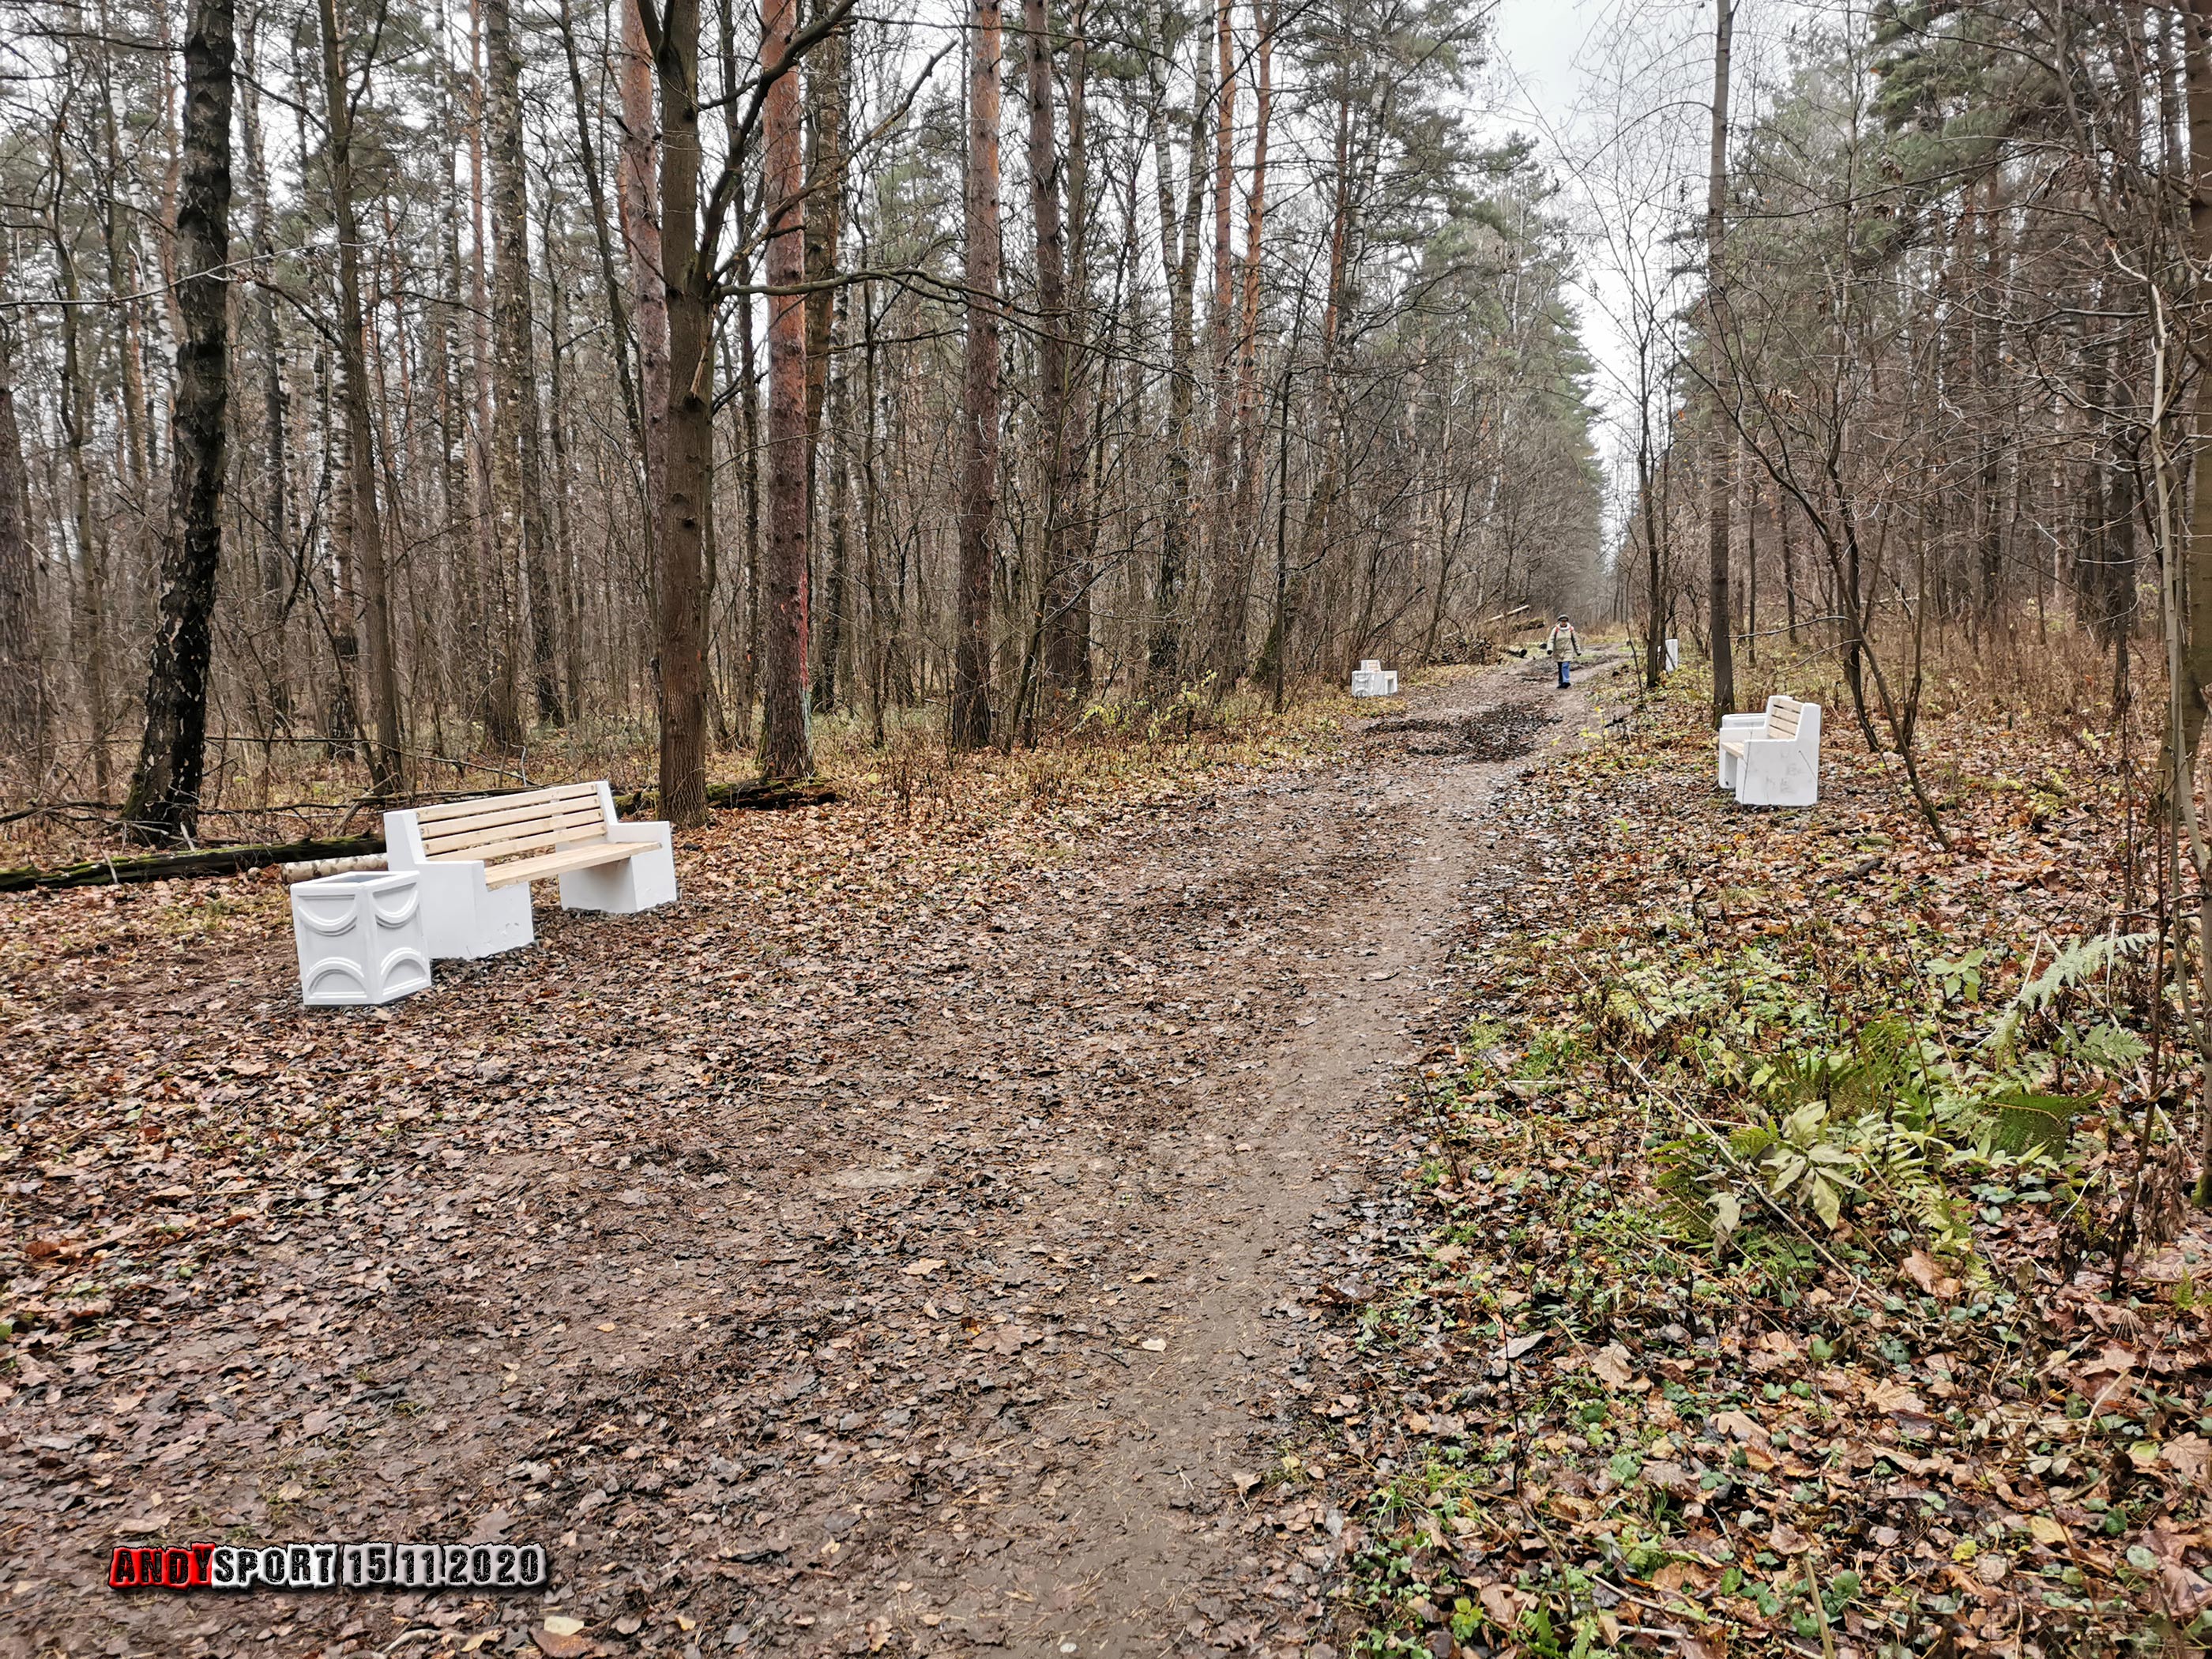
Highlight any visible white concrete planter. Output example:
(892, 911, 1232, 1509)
(292, 871, 432, 1006)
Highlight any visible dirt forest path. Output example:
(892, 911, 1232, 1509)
(2, 652, 1632, 1659)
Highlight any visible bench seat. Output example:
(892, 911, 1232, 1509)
(483, 839, 653, 889)
(383, 781, 677, 959)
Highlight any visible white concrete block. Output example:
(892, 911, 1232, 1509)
(292, 871, 432, 1006)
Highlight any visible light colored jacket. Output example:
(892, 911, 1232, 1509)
(1548, 623, 1580, 658)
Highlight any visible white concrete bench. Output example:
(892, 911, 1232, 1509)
(382, 781, 676, 960)
(1716, 696, 1821, 807)
(1351, 660, 1399, 697)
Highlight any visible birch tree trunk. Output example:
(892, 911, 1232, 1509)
(952, 0, 1003, 748)
(123, 0, 234, 845)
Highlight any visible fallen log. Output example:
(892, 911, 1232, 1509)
(614, 779, 841, 814)
(0, 780, 839, 893)
(0, 837, 386, 893)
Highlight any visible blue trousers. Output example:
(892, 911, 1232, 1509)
(1557, 656, 1572, 688)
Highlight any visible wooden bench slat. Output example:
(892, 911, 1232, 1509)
(1721, 740, 1747, 758)
(482, 841, 651, 889)
(427, 823, 613, 867)
(415, 783, 602, 826)
(417, 797, 600, 841)
(420, 800, 604, 853)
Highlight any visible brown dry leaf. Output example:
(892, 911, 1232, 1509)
(2160, 1431, 2211, 1481)
(901, 1258, 946, 1277)
(1711, 1409, 1765, 1442)
(1863, 1377, 1928, 1416)
(1478, 1582, 1529, 1631)
(1769, 1521, 1814, 1556)
(1651, 1559, 1711, 1593)
(1901, 1249, 1962, 1300)
(2028, 1515, 2068, 1547)
(1590, 1342, 1644, 1390)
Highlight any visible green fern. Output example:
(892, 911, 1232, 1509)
(1983, 933, 2153, 1063)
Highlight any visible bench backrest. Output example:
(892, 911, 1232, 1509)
(1766, 697, 1804, 741)
(412, 782, 613, 865)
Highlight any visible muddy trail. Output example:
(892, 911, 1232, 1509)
(1, 654, 1631, 1659)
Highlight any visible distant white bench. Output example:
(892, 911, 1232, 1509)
(383, 781, 676, 960)
(1716, 696, 1821, 807)
(1351, 660, 1399, 697)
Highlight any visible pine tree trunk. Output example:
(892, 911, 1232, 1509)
(317, 0, 406, 796)
(465, 0, 521, 747)
(952, 0, 1003, 748)
(621, 0, 671, 541)
(2185, 1, 2212, 766)
(1225, 0, 1270, 680)
(122, 0, 234, 846)
(483, 0, 563, 725)
(655, 0, 713, 818)
(759, 0, 814, 777)
(1704, 0, 1735, 723)
(1146, 1, 1209, 683)
(0, 310, 38, 758)
(1025, 0, 1082, 693)
(52, 196, 112, 795)
(1204, 0, 1238, 679)
(818, 300, 852, 713)
(802, 9, 847, 506)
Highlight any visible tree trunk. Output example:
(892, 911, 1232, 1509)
(1146, 0, 1209, 683)
(802, 6, 847, 506)
(123, 0, 234, 846)
(0, 308, 38, 758)
(51, 189, 111, 794)
(1704, 0, 1736, 722)
(555, 0, 645, 465)
(318, 0, 406, 796)
(818, 299, 852, 712)
(1225, 0, 1271, 680)
(465, 0, 521, 747)
(952, 0, 1003, 749)
(654, 0, 713, 817)
(1205, 0, 1237, 678)
(483, 0, 563, 725)
(1024, 0, 1082, 692)
(758, 0, 815, 777)
(2184, 0, 2212, 766)
(620, 0, 671, 541)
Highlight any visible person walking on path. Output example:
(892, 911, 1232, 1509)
(1548, 615, 1581, 688)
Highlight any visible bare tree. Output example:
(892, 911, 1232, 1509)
(122, 0, 235, 845)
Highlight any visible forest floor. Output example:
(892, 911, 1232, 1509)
(1, 653, 1607, 1659)
(7, 645, 2211, 1659)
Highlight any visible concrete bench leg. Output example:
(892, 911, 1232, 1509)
(414, 861, 535, 960)
(559, 809, 677, 916)
(559, 843, 677, 914)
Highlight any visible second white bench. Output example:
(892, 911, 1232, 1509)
(382, 781, 676, 960)
(1715, 696, 1821, 807)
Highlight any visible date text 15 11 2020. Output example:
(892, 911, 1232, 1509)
(108, 1541, 548, 1591)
